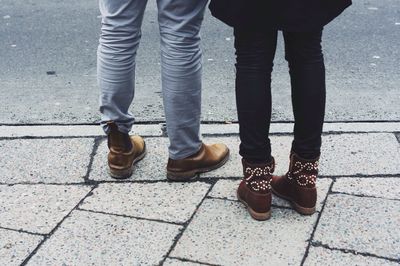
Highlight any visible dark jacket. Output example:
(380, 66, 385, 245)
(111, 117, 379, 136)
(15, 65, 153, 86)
(209, 0, 352, 31)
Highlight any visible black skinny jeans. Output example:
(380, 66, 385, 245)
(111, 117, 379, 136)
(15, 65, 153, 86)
(234, 29, 326, 162)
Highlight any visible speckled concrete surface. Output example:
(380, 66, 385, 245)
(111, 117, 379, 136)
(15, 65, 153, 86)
(305, 246, 399, 266)
(0, 229, 43, 266)
(163, 258, 203, 266)
(0, 138, 94, 184)
(314, 194, 400, 260)
(333, 177, 400, 199)
(0, 184, 92, 234)
(209, 178, 333, 212)
(171, 199, 318, 265)
(1, 125, 399, 265)
(320, 133, 400, 176)
(80, 182, 210, 224)
(27, 210, 182, 266)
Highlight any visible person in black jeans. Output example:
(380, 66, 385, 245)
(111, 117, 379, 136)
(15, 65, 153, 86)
(235, 28, 326, 220)
(235, 30, 325, 163)
(209, 0, 352, 220)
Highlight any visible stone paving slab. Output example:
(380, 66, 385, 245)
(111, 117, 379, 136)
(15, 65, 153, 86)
(0, 124, 163, 138)
(313, 194, 400, 260)
(0, 229, 43, 266)
(0, 138, 94, 184)
(333, 177, 400, 199)
(0, 184, 92, 234)
(209, 178, 333, 212)
(200, 122, 400, 135)
(89, 137, 169, 182)
(80, 182, 210, 224)
(2, 122, 399, 139)
(171, 198, 318, 265)
(320, 133, 400, 176)
(305, 246, 399, 266)
(28, 210, 182, 266)
(202, 133, 400, 177)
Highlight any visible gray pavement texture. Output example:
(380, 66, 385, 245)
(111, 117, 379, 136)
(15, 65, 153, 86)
(1, 0, 400, 124)
(1, 124, 399, 265)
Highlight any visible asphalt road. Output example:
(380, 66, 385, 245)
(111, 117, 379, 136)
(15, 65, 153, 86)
(1, 0, 399, 124)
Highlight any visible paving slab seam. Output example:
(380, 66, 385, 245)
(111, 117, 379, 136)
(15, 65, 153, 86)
(0, 182, 92, 186)
(0, 175, 397, 187)
(300, 179, 335, 266)
(77, 208, 184, 226)
(322, 174, 400, 178)
(1, 122, 400, 138)
(159, 181, 218, 265)
(0, 226, 46, 237)
(20, 185, 98, 266)
(330, 191, 400, 202)
(311, 241, 400, 263)
(321, 131, 400, 135)
(0, 136, 98, 141)
(83, 136, 102, 183)
(167, 256, 222, 266)
(4, 174, 397, 187)
(0, 121, 167, 126)
(5, 120, 400, 127)
(0, 179, 219, 187)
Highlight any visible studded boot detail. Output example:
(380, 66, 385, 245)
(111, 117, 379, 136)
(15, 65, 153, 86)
(271, 152, 319, 215)
(237, 158, 275, 221)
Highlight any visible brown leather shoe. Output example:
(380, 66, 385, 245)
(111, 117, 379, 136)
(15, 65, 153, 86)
(107, 122, 146, 179)
(271, 152, 319, 215)
(237, 158, 275, 221)
(166, 143, 229, 181)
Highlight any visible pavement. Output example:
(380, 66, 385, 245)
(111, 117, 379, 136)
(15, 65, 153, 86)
(1, 0, 400, 265)
(1, 123, 399, 265)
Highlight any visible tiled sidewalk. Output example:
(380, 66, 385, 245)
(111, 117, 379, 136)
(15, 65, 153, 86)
(0, 124, 399, 265)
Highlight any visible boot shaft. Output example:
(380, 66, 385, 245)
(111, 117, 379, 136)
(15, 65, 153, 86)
(287, 152, 319, 188)
(107, 122, 132, 152)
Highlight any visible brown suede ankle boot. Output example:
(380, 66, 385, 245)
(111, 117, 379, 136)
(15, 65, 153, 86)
(271, 152, 319, 215)
(237, 158, 275, 221)
(166, 143, 229, 181)
(107, 122, 146, 179)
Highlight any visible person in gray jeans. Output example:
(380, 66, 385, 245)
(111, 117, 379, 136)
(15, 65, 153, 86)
(97, 0, 229, 180)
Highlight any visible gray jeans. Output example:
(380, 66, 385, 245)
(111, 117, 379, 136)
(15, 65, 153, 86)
(98, 0, 207, 160)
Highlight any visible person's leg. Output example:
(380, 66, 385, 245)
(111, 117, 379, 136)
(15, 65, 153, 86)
(98, 0, 148, 179)
(157, 0, 229, 181)
(98, 0, 148, 134)
(234, 28, 278, 221)
(271, 30, 325, 215)
(156, 0, 206, 160)
(283, 30, 326, 159)
(234, 28, 278, 163)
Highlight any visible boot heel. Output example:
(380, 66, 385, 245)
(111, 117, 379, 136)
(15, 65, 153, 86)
(237, 191, 272, 221)
(292, 203, 316, 215)
(248, 208, 271, 221)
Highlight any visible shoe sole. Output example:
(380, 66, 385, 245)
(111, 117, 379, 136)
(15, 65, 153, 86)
(108, 144, 147, 179)
(237, 191, 271, 221)
(271, 187, 316, 215)
(166, 150, 230, 182)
